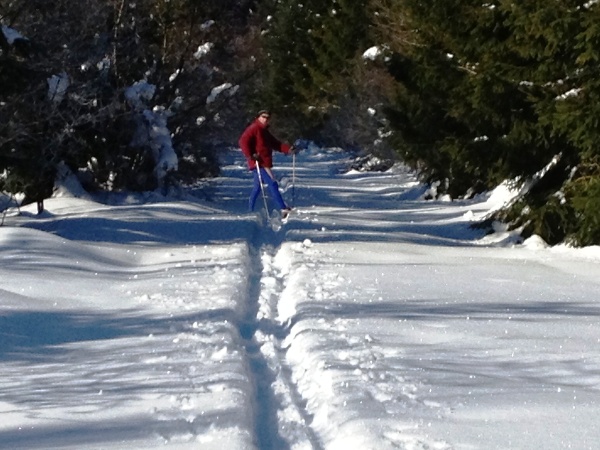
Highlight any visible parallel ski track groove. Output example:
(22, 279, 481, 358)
(238, 222, 323, 450)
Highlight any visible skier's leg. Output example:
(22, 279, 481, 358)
(249, 169, 261, 211)
(261, 169, 288, 210)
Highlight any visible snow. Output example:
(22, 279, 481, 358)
(362, 46, 381, 61)
(47, 72, 70, 104)
(1, 25, 26, 45)
(2, 146, 600, 449)
(125, 81, 178, 184)
(125, 81, 157, 111)
(201, 21, 216, 31)
(194, 43, 214, 59)
(206, 83, 235, 105)
(557, 88, 582, 100)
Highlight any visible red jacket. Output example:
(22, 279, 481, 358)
(238, 119, 290, 170)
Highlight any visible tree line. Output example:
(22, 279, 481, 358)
(1, 0, 254, 207)
(263, 0, 600, 246)
(2, 1, 600, 246)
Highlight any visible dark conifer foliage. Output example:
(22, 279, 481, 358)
(372, 0, 600, 245)
(258, 0, 379, 147)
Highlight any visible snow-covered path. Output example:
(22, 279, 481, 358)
(1, 147, 600, 449)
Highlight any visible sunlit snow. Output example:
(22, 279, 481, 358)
(1, 147, 600, 449)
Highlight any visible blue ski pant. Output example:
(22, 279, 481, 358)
(249, 168, 287, 211)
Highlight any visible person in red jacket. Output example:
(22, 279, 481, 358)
(239, 109, 293, 217)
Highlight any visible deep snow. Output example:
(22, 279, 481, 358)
(1, 146, 600, 450)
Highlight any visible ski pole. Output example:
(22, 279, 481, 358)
(291, 151, 296, 207)
(255, 160, 271, 221)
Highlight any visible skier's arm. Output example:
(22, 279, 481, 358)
(280, 142, 291, 154)
(264, 129, 290, 154)
(239, 128, 256, 160)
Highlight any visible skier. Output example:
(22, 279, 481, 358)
(238, 109, 294, 219)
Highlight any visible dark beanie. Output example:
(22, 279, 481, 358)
(257, 109, 271, 117)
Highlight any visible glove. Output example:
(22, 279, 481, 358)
(292, 139, 307, 152)
(251, 153, 260, 161)
(289, 145, 298, 155)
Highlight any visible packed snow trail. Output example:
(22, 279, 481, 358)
(236, 232, 318, 450)
(237, 241, 288, 450)
(218, 147, 600, 450)
(240, 242, 322, 450)
(1, 146, 600, 449)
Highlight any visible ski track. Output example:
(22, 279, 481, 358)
(238, 223, 322, 450)
(223, 148, 453, 450)
(144, 149, 455, 450)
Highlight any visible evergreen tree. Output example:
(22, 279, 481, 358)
(1, 0, 255, 208)
(304, 0, 371, 107)
(373, 0, 600, 245)
(259, 0, 326, 114)
(259, 0, 373, 143)
(532, 1, 600, 245)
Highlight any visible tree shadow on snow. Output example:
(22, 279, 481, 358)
(289, 299, 600, 326)
(0, 307, 236, 362)
(23, 212, 259, 245)
(0, 408, 244, 449)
